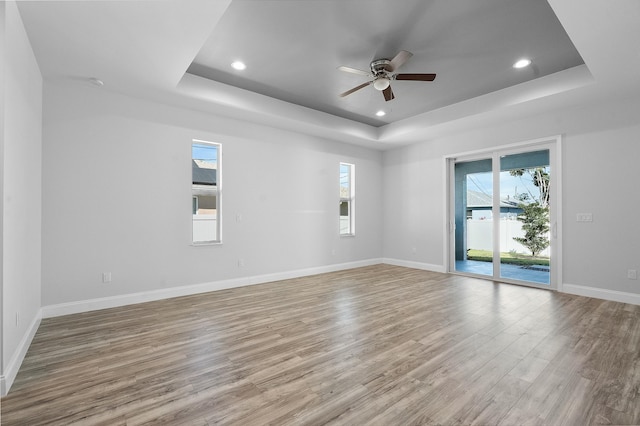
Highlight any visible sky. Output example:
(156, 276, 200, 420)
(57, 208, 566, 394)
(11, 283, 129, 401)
(192, 143, 217, 162)
(468, 169, 547, 202)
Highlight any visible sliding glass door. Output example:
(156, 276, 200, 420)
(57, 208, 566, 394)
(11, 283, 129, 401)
(498, 151, 551, 284)
(450, 143, 557, 288)
(453, 158, 494, 278)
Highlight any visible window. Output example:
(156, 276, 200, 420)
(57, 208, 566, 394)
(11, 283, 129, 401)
(192, 141, 220, 244)
(340, 162, 354, 235)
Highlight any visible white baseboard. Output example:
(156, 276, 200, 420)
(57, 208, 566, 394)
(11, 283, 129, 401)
(41, 258, 383, 318)
(1, 309, 42, 397)
(382, 258, 446, 273)
(562, 283, 640, 306)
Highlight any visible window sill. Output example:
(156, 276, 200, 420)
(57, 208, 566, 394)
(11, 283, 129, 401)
(191, 241, 223, 246)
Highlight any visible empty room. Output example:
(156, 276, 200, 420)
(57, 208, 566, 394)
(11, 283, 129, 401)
(1, 0, 640, 424)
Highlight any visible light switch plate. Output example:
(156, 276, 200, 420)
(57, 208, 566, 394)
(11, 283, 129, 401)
(576, 213, 593, 222)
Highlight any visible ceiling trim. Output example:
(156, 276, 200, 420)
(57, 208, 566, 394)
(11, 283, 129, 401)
(177, 64, 594, 148)
(178, 73, 382, 148)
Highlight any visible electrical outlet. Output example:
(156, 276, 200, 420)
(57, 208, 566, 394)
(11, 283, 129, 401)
(628, 269, 637, 280)
(237, 259, 246, 268)
(102, 272, 112, 283)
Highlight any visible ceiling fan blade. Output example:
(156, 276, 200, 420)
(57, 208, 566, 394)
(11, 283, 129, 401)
(395, 73, 437, 81)
(339, 81, 372, 98)
(386, 50, 413, 71)
(337, 66, 371, 77)
(382, 85, 395, 102)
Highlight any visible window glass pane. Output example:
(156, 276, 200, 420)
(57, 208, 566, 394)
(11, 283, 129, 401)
(192, 143, 217, 186)
(340, 201, 350, 234)
(192, 142, 220, 243)
(499, 150, 550, 284)
(340, 163, 354, 235)
(454, 160, 493, 277)
(195, 194, 216, 214)
(340, 163, 350, 197)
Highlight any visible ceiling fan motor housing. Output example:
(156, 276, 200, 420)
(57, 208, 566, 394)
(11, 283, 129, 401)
(370, 59, 392, 75)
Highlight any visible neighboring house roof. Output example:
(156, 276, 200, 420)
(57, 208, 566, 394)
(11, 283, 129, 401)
(466, 190, 521, 209)
(192, 160, 216, 186)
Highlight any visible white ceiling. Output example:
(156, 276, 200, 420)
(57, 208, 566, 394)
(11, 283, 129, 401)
(15, 0, 640, 149)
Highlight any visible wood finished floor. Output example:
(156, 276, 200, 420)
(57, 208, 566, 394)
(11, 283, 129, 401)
(2, 264, 640, 425)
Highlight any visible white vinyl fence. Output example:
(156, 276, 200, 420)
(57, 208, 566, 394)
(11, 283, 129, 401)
(192, 215, 217, 242)
(467, 219, 550, 257)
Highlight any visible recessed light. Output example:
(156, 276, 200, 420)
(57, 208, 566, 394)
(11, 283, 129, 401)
(513, 58, 532, 69)
(231, 61, 246, 71)
(375, 110, 386, 117)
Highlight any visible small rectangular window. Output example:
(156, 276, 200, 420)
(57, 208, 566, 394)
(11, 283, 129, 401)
(192, 141, 221, 244)
(340, 162, 355, 235)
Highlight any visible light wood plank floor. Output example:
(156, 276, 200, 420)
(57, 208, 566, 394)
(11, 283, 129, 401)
(2, 265, 640, 425)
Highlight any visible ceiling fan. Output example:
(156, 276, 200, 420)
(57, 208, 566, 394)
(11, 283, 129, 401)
(338, 50, 436, 101)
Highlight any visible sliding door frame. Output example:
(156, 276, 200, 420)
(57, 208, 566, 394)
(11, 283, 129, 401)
(443, 135, 563, 290)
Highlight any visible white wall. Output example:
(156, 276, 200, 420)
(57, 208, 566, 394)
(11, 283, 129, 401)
(41, 81, 382, 307)
(383, 95, 640, 300)
(382, 141, 445, 270)
(0, 1, 5, 391)
(1, 0, 43, 395)
(562, 122, 640, 295)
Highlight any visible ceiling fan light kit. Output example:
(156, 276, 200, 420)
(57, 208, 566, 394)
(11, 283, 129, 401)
(373, 77, 390, 91)
(338, 50, 436, 102)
